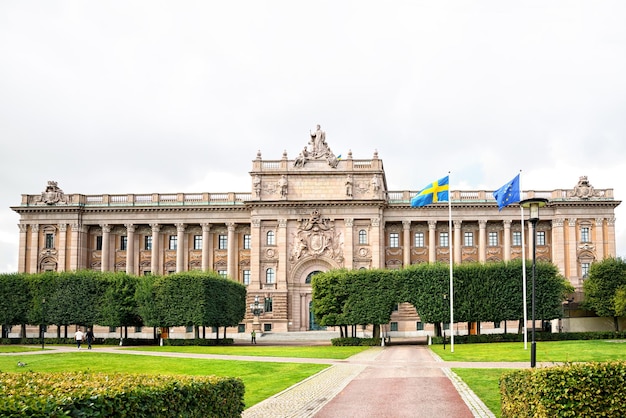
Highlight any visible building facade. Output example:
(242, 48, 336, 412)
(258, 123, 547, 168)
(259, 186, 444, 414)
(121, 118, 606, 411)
(12, 127, 621, 335)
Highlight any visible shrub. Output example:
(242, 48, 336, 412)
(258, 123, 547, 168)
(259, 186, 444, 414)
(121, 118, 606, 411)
(331, 337, 381, 346)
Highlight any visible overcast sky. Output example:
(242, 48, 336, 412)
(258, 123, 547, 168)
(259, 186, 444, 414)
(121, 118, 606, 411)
(1, 1, 625, 273)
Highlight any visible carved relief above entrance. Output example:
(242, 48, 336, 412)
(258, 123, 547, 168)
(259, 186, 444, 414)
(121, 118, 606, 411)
(289, 210, 344, 265)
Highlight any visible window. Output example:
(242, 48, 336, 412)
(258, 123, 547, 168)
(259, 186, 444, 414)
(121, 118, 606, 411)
(134, 326, 142, 333)
(488, 231, 498, 247)
(243, 234, 251, 249)
(108, 326, 117, 333)
(494, 321, 501, 329)
(169, 235, 177, 250)
(264, 323, 272, 332)
(120, 235, 127, 251)
(243, 270, 251, 286)
(439, 232, 449, 248)
(194, 235, 202, 250)
(185, 326, 193, 333)
(416, 321, 424, 331)
(390, 322, 398, 331)
(143, 270, 151, 276)
(393, 304, 398, 311)
(414, 232, 424, 247)
(264, 297, 273, 312)
(389, 233, 399, 248)
(144, 236, 152, 251)
(96, 236, 103, 251)
(266, 231, 275, 246)
(266, 268, 275, 284)
(582, 262, 590, 278)
(536, 231, 546, 246)
(238, 324, 246, 333)
(218, 235, 227, 250)
(359, 229, 368, 245)
(581, 227, 590, 243)
(512, 231, 522, 246)
(443, 323, 450, 330)
(45, 233, 54, 249)
(218, 270, 227, 278)
(463, 232, 473, 247)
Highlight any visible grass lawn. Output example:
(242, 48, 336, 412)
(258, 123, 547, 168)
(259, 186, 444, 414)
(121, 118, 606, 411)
(453, 368, 510, 418)
(122, 344, 370, 359)
(0, 345, 45, 353)
(0, 352, 328, 408)
(431, 339, 626, 362)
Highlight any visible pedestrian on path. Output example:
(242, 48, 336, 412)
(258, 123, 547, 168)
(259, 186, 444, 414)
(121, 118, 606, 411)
(251, 330, 256, 344)
(85, 328, 95, 349)
(74, 328, 84, 349)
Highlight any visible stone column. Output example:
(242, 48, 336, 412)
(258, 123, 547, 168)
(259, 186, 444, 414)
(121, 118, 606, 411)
(567, 219, 577, 279)
(478, 220, 487, 263)
(58, 224, 67, 272)
(277, 219, 288, 289)
(454, 220, 462, 263)
(595, 218, 605, 261)
(70, 224, 80, 271)
(176, 223, 186, 273)
(18, 224, 28, 273)
(250, 219, 261, 288)
(126, 224, 135, 275)
(607, 218, 617, 257)
(370, 217, 382, 268)
(201, 223, 211, 271)
(402, 220, 411, 267)
(502, 220, 511, 262)
(551, 219, 565, 271)
(344, 218, 354, 269)
(428, 220, 437, 263)
(300, 293, 308, 331)
(101, 224, 111, 272)
(227, 222, 237, 279)
(150, 224, 160, 275)
(29, 225, 39, 273)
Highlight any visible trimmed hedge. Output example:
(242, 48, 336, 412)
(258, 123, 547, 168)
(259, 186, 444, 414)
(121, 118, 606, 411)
(0, 338, 158, 346)
(500, 361, 626, 417)
(0, 371, 244, 417)
(162, 338, 235, 346)
(331, 337, 381, 346)
(431, 331, 626, 345)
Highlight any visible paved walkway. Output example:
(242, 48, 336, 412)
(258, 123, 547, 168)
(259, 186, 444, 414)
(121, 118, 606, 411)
(5, 344, 539, 417)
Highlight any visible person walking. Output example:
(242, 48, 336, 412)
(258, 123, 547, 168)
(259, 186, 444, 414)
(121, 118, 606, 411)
(251, 330, 256, 344)
(85, 328, 95, 349)
(74, 328, 84, 350)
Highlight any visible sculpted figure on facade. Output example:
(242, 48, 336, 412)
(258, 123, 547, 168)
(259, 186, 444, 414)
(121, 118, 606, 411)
(569, 176, 601, 199)
(253, 175, 262, 198)
(346, 175, 353, 197)
(371, 174, 381, 197)
(299, 124, 339, 168)
(293, 147, 309, 168)
(35, 181, 69, 205)
(278, 175, 288, 198)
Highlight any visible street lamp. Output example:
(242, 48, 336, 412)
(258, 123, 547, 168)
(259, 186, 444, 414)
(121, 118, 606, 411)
(520, 198, 548, 368)
(249, 295, 264, 332)
(41, 297, 46, 350)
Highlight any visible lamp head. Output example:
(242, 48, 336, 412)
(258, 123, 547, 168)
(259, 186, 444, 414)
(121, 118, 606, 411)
(520, 198, 548, 221)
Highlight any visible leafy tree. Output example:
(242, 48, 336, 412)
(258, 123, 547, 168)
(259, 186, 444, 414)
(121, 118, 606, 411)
(0, 273, 31, 338)
(583, 257, 626, 331)
(99, 272, 142, 338)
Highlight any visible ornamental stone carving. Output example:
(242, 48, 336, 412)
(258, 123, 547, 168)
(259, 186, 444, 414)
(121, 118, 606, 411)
(568, 176, 602, 199)
(35, 181, 70, 205)
(290, 210, 343, 262)
(292, 125, 340, 168)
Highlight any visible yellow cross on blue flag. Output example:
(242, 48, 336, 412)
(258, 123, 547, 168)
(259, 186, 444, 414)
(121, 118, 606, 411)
(493, 174, 521, 210)
(410, 176, 449, 207)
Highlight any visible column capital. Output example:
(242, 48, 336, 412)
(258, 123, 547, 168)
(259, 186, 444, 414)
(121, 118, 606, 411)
(150, 223, 160, 233)
(227, 222, 236, 231)
(100, 224, 111, 233)
(402, 220, 411, 229)
(201, 223, 211, 232)
(502, 219, 512, 228)
(18, 224, 29, 233)
(371, 217, 380, 227)
(553, 218, 565, 228)
(125, 224, 135, 233)
(251, 218, 261, 228)
(595, 218, 604, 226)
(428, 220, 437, 229)
(453, 220, 462, 229)
(345, 218, 354, 227)
(31, 224, 40, 232)
(278, 219, 287, 228)
(478, 219, 487, 228)
(176, 223, 186, 232)
(568, 219, 577, 227)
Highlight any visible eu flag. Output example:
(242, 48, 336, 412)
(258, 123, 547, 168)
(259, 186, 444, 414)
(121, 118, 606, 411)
(493, 174, 521, 210)
(410, 176, 449, 207)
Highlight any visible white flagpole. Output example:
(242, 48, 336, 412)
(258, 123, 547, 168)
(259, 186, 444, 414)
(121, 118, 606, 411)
(448, 171, 454, 353)
(519, 170, 528, 350)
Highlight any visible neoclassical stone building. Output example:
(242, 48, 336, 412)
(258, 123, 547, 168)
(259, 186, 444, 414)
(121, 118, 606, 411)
(12, 127, 621, 335)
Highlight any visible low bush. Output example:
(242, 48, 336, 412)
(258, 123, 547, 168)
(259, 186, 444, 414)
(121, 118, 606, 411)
(500, 361, 626, 417)
(331, 337, 381, 346)
(162, 338, 234, 346)
(0, 371, 244, 417)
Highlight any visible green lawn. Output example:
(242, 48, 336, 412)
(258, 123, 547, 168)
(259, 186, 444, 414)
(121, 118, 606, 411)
(431, 339, 626, 362)
(122, 344, 370, 359)
(0, 352, 328, 408)
(0, 345, 45, 353)
(453, 368, 510, 417)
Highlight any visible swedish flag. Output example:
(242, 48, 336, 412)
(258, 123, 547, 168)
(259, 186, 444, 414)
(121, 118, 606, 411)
(410, 176, 449, 207)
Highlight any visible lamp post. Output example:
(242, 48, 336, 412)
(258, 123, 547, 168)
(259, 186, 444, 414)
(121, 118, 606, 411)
(520, 198, 548, 368)
(250, 295, 264, 332)
(41, 297, 46, 350)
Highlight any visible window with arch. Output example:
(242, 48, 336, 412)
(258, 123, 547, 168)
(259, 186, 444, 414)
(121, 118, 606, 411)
(266, 268, 275, 284)
(266, 230, 275, 246)
(358, 229, 368, 244)
(305, 271, 322, 284)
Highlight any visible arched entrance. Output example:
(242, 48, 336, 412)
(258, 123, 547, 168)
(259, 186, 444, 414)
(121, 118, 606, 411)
(290, 257, 338, 331)
(306, 271, 325, 330)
